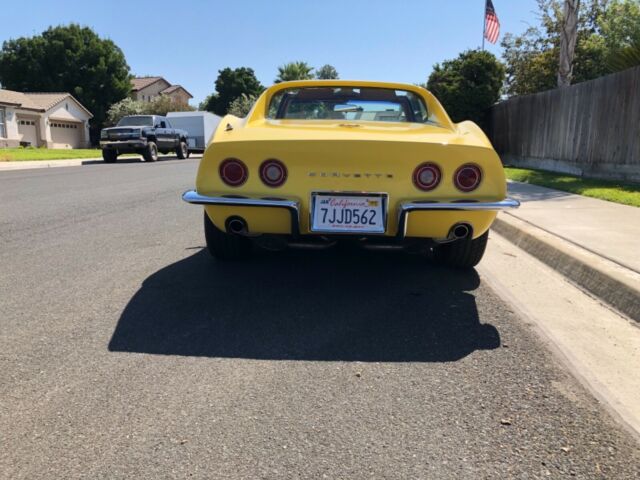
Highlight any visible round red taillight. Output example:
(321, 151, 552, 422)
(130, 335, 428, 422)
(259, 159, 287, 187)
(413, 163, 441, 191)
(219, 158, 248, 187)
(454, 164, 482, 192)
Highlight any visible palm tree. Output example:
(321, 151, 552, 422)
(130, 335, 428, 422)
(275, 61, 314, 83)
(608, 40, 640, 72)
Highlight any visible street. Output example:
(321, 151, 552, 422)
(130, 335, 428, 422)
(1, 159, 639, 479)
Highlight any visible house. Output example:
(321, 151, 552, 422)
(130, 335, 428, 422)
(0, 89, 92, 149)
(130, 77, 193, 106)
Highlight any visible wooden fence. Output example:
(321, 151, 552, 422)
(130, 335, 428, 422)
(489, 66, 640, 182)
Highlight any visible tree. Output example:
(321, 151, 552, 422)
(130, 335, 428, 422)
(0, 24, 131, 139)
(501, 0, 640, 96)
(275, 61, 314, 83)
(558, 0, 581, 86)
(227, 94, 258, 117)
(316, 64, 339, 79)
(427, 50, 505, 129)
(201, 67, 263, 115)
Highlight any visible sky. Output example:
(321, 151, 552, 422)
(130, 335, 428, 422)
(1, 0, 540, 105)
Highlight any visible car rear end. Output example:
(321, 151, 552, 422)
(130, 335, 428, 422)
(182, 80, 519, 264)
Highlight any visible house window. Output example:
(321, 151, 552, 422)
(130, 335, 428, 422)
(0, 108, 6, 138)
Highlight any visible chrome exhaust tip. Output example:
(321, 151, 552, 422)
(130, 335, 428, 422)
(226, 217, 248, 235)
(451, 223, 471, 240)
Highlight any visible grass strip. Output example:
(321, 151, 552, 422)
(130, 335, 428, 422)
(504, 166, 640, 208)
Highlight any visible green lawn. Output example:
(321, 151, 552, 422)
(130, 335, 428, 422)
(0, 148, 110, 161)
(504, 167, 640, 208)
(0, 148, 140, 161)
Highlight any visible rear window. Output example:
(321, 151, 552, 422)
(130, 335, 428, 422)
(267, 87, 430, 124)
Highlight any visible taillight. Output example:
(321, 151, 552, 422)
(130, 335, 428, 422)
(219, 158, 248, 187)
(413, 163, 441, 191)
(454, 164, 482, 192)
(259, 159, 287, 187)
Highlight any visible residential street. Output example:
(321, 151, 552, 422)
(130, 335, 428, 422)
(1, 159, 639, 479)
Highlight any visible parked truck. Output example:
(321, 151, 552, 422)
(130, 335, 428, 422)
(100, 115, 189, 163)
(166, 111, 221, 154)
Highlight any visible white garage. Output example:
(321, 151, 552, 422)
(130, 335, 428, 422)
(50, 121, 83, 149)
(17, 117, 39, 146)
(0, 89, 92, 149)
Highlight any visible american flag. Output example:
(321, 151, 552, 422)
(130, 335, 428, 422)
(484, 0, 500, 44)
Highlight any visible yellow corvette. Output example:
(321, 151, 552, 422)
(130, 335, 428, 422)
(183, 80, 518, 267)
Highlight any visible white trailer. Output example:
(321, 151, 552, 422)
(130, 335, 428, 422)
(167, 111, 221, 154)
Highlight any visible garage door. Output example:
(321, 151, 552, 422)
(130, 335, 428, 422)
(18, 119, 39, 146)
(50, 121, 82, 148)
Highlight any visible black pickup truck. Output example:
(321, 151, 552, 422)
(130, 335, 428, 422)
(99, 115, 189, 163)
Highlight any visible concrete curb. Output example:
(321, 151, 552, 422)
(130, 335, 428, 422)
(492, 213, 640, 323)
(0, 158, 102, 171)
(0, 154, 202, 172)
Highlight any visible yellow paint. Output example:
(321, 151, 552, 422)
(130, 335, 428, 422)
(196, 80, 507, 240)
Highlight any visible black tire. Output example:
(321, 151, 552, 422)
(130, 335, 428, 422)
(176, 141, 188, 159)
(142, 141, 159, 162)
(204, 212, 251, 260)
(433, 231, 489, 269)
(102, 149, 117, 163)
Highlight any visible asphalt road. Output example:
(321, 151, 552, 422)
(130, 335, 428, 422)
(1, 158, 639, 479)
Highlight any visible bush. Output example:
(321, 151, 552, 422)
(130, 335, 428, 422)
(227, 94, 257, 117)
(106, 96, 194, 125)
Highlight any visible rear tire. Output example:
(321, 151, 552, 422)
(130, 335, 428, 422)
(204, 212, 251, 260)
(102, 149, 117, 163)
(176, 141, 188, 159)
(142, 141, 159, 162)
(433, 231, 489, 269)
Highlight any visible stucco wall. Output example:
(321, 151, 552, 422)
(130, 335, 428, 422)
(166, 90, 191, 105)
(0, 107, 20, 147)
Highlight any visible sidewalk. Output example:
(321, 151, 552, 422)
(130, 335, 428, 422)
(493, 181, 640, 322)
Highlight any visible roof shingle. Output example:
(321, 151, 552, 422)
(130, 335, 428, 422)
(0, 89, 93, 117)
(131, 76, 165, 91)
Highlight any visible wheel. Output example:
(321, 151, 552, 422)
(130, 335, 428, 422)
(142, 141, 159, 162)
(176, 141, 188, 159)
(204, 212, 251, 260)
(433, 231, 489, 269)
(102, 149, 117, 163)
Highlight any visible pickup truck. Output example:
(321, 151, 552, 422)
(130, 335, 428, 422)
(100, 115, 189, 163)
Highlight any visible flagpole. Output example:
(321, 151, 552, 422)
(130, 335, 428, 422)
(482, 0, 487, 51)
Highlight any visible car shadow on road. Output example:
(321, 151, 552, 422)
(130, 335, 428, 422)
(108, 248, 500, 362)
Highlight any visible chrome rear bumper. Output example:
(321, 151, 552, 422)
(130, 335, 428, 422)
(400, 198, 520, 212)
(182, 190, 519, 211)
(181, 190, 520, 238)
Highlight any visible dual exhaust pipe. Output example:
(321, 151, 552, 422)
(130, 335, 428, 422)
(227, 216, 471, 242)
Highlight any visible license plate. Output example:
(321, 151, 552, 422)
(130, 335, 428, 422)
(311, 194, 386, 233)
